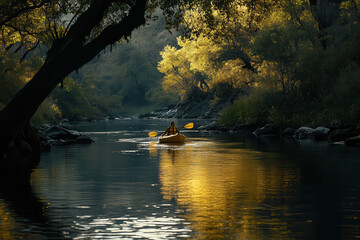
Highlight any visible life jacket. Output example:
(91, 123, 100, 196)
(168, 126, 178, 135)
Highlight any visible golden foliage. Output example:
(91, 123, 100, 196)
(0, 6, 46, 49)
(158, 4, 261, 99)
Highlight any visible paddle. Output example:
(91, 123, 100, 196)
(148, 132, 158, 137)
(148, 123, 194, 137)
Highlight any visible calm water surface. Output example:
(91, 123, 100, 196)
(1, 119, 360, 239)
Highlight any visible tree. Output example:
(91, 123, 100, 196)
(0, 0, 150, 177)
(158, 2, 277, 100)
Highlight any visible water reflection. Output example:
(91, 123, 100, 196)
(2, 119, 360, 239)
(73, 215, 191, 239)
(157, 140, 309, 239)
(0, 169, 65, 240)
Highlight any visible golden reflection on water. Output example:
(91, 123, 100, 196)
(0, 201, 17, 240)
(0, 169, 51, 240)
(155, 140, 302, 239)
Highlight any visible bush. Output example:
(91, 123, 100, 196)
(219, 87, 284, 126)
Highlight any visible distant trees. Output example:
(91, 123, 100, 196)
(51, 75, 123, 120)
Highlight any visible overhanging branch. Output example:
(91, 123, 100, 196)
(76, 0, 147, 66)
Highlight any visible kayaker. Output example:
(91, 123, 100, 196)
(162, 121, 180, 136)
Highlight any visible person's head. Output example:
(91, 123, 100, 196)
(171, 121, 175, 126)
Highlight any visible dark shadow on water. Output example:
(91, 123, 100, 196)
(0, 170, 67, 239)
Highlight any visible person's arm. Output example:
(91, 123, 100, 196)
(176, 127, 180, 134)
(162, 127, 170, 136)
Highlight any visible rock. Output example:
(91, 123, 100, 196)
(253, 124, 280, 136)
(231, 124, 256, 132)
(197, 121, 232, 132)
(219, 125, 231, 132)
(174, 101, 212, 119)
(40, 123, 52, 129)
(139, 93, 227, 120)
(45, 125, 81, 140)
(312, 126, 330, 140)
(139, 105, 177, 119)
(32, 124, 94, 151)
(59, 121, 74, 129)
(344, 135, 360, 146)
(50, 139, 74, 146)
(328, 125, 360, 142)
(281, 128, 297, 138)
(75, 135, 94, 144)
(47, 134, 94, 146)
(198, 121, 219, 130)
(202, 108, 218, 119)
(294, 127, 314, 139)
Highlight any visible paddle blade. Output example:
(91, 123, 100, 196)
(184, 123, 194, 129)
(148, 132, 158, 137)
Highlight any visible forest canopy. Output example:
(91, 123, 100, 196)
(158, 0, 360, 127)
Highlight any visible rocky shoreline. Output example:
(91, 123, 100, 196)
(34, 123, 94, 152)
(196, 122, 360, 147)
(139, 96, 231, 120)
(139, 100, 360, 147)
(35, 111, 360, 149)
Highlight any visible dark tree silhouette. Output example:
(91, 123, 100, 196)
(0, 0, 147, 175)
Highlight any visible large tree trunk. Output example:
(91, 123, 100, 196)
(0, 0, 147, 176)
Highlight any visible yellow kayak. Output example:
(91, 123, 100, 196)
(159, 133, 186, 144)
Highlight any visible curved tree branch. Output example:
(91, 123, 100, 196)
(0, 0, 148, 159)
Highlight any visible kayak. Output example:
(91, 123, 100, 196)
(159, 133, 186, 144)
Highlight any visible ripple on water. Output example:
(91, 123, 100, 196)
(112, 150, 141, 154)
(117, 137, 151, 143)
(73, 216, 191, 239)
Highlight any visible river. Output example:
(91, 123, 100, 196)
(1, 119, 360, 239)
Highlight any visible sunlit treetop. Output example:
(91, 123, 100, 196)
(0, 0, 49, 51)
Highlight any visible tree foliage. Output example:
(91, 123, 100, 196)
(0, 0, 161, 162)
(158, 0, 360, 126)
(158, 2, 269, 100)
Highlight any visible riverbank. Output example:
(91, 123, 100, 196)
(36, 113, 360, 148)
(139, 93, 232, 119)
(34, 123, 94, 152)
(138, 98, 360, 147)
(196, 121, 360, 147)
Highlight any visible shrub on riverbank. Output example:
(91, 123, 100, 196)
(219, 88, 286, 126)
(220, 83, 360, 128)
